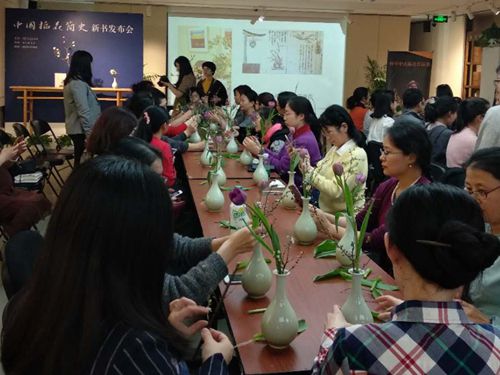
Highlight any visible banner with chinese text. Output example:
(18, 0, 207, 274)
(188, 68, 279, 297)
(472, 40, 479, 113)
(386, 51, 433, 99)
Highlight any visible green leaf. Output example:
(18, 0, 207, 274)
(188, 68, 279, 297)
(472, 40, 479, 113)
(370, 277, 381, 291)
(313, 267, 343, 282)
(371, 310, 380, 320)
(371, 287, 383, 299)
(218, 220, 238, 230)
(221, 152, 241, 159)
(253, 332, 266, 342)
(247, 308, 267, 314)
(221, 186, 252, 191)
(200, 180, 207, 185)
(363, 268, 372, 279)
(313, 239, 337, 258)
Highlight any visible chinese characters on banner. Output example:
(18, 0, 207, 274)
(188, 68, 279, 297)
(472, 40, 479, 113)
(12, 19, 135, 34)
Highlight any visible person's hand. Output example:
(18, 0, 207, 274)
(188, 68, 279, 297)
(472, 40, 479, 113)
(326, 305, 350, 330)
(299, 154, 311, 173)
(242, 137, 260, 156)
(185, 117, 199, 137)
(310, 207, 333, 235)
(374, 295, 403, 321)
(456, 299, 491, 324)
(201, 328, 234, 364)
(0, 143, 24, 166)
(167, 297, 209, 337)
(217, 227, 256, 263)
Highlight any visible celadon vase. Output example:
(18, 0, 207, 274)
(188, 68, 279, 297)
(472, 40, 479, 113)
(253, 155, 269, 184)
(111, 77, 118, 88)
(280, 171, 298, 210)
(241, 244, 272, 299)
(226, 134, 238, 154)
(189, 130, 201, 143)
(336, 218, 356, 267)
(341, 268, 374, 324)
(261, 270, 299, 349)
(205, 171, 225, 212)
(214, 156, 226, 186)
(229, 202, 250, 230)
(240, 149, 253, 165)
(200, 142, 213, 167)
(293, 197, 318, 245)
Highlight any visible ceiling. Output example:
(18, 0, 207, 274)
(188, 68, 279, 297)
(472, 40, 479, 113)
(41, 0, 499, 18)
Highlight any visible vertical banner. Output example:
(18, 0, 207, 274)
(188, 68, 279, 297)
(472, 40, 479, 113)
(5, 9, 143, 122)
(386, 51, 433, 98)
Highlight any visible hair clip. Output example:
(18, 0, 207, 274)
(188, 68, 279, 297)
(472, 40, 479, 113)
(143, 112, 151, 125)
(416, 240, 451, 248)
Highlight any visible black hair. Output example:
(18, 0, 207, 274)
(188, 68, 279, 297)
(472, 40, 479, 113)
(454, 98, 489, 133)
(371, 90, 395, 119)
(240, 87, 258, 104)
(386, 122, 431, 175)
(111, 137, 162, 167)
(424, 96, 458, 123)
(258, 92, 276, 107)
(64, 50, 93, 86)
(319, 105, 364, 147)
(402, 88, 424, 109)
(465, 147, 500, 180)
(346, 87, 369, 110)
(202, 61, 216, 74)
(188, 86, 205, 99)
(387, 183, 500, 289)
(131, 80, 154, 93)
(436, 84, 453, 98)
(369, 89, 384, 108)
(135, 106, 169, 143)
(287, 96, 321, 144)
(127, 91, 155, 119)
(277, 91, 297, 109)
(1, 156, 176, 374)
(233, 85, 251, 95)
(173, 56, 194, 86)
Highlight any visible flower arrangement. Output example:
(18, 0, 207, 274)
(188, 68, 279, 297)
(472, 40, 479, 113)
(258, 104, 278, 141)
(109, 69, 118, 77)
(229, 187, 247, 206)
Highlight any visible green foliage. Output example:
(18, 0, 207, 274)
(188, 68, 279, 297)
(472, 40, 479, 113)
(313, 239, 337, 258)
(365, 56, 387, 91)
(475, 23, 500, 47)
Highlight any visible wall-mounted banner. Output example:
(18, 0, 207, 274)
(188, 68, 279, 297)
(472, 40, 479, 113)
(5, 8, 143, 122)
(386, 51, 433, 99)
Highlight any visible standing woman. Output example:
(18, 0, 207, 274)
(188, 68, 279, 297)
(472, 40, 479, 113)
(346, 87, 369, 132)
(158, 56, 196, 110)
(63, 50, 101, 167)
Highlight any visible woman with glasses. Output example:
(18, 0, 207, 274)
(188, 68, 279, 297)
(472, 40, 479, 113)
(299, 105, 367, 214)
(312, 122, 431, 273)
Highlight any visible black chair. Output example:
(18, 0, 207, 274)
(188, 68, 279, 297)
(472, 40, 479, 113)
(429, 163, 447, 183)
(442, 167, 466, 188)
(365, 141, 386, 195)
(1, 230, 43, 299)
(30, 119, 74, 169)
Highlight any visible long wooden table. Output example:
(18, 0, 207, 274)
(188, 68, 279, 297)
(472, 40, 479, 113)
(186, 169, 400, 374)
(10, 86, 132, 125)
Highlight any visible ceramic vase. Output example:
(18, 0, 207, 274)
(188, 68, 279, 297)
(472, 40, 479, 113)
(293, 197, 318, 245)
(253, 155, 269, 185)
(261, 270, 299, 349)
(200, 142, 213, 167)
(111, 77, 118, 88)
(240, 149, 253, 165)
(336, 218, 356, 267)
(229, 202, 250, 230)
(280, 171, 298, 210)
(226, 134, 238, 154)
(241, 244, 272, 299)
(205, 171, 224, 212)
(189, 130, 201, 143)
(341, 268, 374, 324)
(214, 156, 226, 186)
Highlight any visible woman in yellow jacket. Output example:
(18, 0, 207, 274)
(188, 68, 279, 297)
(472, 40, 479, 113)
(300, 105, 368, 214)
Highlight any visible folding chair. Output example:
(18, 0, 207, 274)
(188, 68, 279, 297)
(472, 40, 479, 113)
(30, 119, 74, 169)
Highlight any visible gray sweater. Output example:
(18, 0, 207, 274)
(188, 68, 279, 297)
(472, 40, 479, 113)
(63, 79, 101, 136)
(476, 105, 500, 150)
(162, 233, 228, 306)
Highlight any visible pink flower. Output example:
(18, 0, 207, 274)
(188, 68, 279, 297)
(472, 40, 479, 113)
(203, 111, 212, 120)
(297, 148, 308, 158)
(257, 179, 270, 193)
(229, 187, 247, 205)
(332, 163, 344, 177)
(214, 135, 223, 144)
(355, 173, 366, 185)
(268, 101, 276, 108)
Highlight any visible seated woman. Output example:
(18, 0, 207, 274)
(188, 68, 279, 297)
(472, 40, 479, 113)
(0, 142, 51, 238)
(1, 156, 236, 374)
(313, 122, 431, 272)
(243, 96, 322, 189)
(312, 183, 500, 374)
(299, 105, 367, 215)
(446, 98, 489, 168)
(366, 89, 396, 143)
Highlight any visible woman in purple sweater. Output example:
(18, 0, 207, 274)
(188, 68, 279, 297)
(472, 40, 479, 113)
(313, 122, 431, 273)
(243, 96, 322, 188)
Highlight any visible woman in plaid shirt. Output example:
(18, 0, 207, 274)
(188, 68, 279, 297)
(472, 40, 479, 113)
(313, 184, 500, 374)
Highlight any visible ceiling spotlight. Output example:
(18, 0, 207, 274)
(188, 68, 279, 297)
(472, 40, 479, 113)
(490, 1, 500, 15)
(466, 8, 474, 20)
(258, 15, 265, 22)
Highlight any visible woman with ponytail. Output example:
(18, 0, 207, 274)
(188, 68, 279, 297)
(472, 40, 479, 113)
(313, 183, 500, 374)
(446, 98, 489, 168)
(346, 87, 369, 131)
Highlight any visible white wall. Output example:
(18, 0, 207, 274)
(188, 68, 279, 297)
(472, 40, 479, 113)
(410, 17, 466, 97)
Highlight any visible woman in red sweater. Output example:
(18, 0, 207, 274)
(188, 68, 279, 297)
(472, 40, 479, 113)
(135, 106, 176, 187)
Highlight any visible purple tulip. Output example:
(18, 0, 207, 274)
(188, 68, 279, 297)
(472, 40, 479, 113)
(214, 135, 224, 144)
(229, 187, 247, 205)
(355, 173, 367, 185)
(203, 111, 211, 120)
(332, 163, 344, 176)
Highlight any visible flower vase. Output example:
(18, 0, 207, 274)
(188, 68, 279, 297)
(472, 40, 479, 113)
(200, 143, 213, 167)
(189, 130, 201, 143)
(205, 172, 225, 212)
(293, 197, 318, 245)
(214, 156, 226, 186)
(280, 171, 298, 210)
(226, 134, 238, 154)
(336, 218, 356, 267)
(261, 270, 299, 349)
(111, 77, 118, 89)
(241, 244, 272, 299)
(253, 155, 269, 185)
(341, 268, 374, 324)
(240, 149, 253, 165)
(229, 202, 250, 230)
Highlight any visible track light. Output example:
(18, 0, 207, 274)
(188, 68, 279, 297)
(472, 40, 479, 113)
(490, 1, 500, 15)
(250, 9, 264, 24)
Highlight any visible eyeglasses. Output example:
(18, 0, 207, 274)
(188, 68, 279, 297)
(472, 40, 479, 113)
(380, 148, 403, 157)
(466, 185, 500, 200)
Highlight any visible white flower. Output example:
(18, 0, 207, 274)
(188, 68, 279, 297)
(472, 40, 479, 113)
(109, 69, 118, 76)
